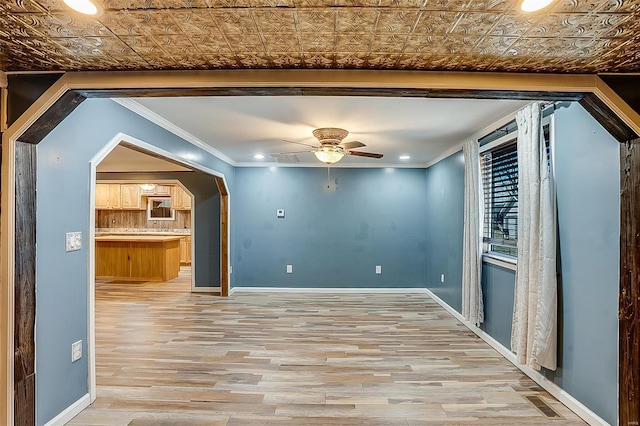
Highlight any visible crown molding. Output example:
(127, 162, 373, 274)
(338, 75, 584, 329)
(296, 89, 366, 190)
(111, 98, 237, 166)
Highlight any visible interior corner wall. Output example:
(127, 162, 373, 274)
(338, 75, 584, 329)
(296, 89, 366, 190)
(423, 102, 619, 424)
(34, 98, 235, 425)
(424, 150, 464, 311)
(549, 102, 619, 424)
(97, 171, 221, 288)
(233, 167, 427, 288)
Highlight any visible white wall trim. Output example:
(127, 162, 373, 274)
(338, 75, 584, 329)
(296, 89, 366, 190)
(424, 288, 610, 426)
(231, 287, 429, 294)
(111, 99, 237, 166)
(0, 71, 7, 88)
(191, 286, 221, 293)
(482, 254, 517, 271)
(43, 393, 90, 426)
(87, 131, 232, 403)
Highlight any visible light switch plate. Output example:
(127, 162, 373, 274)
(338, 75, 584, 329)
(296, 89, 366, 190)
(375, 265, 382, 274)
(71, 340, 82, 363)
(66, 232, 82, 252)
(286, 264, 293, 274)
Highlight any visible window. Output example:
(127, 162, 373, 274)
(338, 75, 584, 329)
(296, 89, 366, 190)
(481, 138, 518, 257)
(480, 119, 552, 259)
(147, 197, 174, 220)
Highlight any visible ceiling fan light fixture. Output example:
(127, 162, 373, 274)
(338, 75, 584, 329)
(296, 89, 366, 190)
(63, 0, 103, 15)
(520, 0, 554, 12)
(314, 146, 345, 164)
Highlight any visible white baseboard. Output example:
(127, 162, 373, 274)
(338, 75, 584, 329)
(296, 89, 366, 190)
(43, 393, 90, 426)
(191, 286, 221, 293)
(230, 287, 428, 294)
(424, 288, 609, 426)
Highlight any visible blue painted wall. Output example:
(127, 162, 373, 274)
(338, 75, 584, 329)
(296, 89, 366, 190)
(548, 102, 619, 423)
(424, 151, 464, 311)
(423, 103, 620, 424)
(35, 99, 235, 425)
(480, 262, 515, 349)
(234, 167, 428, 288)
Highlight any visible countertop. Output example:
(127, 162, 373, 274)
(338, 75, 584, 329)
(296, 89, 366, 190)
(95, 235, 185, 243)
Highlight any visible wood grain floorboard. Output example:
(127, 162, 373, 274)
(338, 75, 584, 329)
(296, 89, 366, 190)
(68, 269, 586, 425)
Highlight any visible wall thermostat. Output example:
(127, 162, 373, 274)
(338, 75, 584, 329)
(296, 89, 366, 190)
(276, 209, 285, 218)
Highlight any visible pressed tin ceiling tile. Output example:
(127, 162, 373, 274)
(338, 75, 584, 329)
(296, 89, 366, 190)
(0, 0, 640, 72)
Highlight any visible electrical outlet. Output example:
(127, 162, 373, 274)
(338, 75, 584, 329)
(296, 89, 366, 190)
(440, 274, 445, 283)
(276, 209, 285, 218)
(286, 264, 293, 274)
(65, 232, 82, 252)
(375, 265, 382, 274)
(71, 340, 82, 363)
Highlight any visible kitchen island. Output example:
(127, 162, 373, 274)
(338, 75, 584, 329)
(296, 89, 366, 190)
(95, 235, 183, 281)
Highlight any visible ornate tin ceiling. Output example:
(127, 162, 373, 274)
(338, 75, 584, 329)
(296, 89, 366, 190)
(0, 0, 639, 72)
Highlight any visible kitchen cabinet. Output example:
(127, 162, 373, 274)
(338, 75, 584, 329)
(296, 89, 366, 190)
(120, 184, 143, 209)
(172, 186, 192, 210)
(180, 236, 192, 265)
(95, 235, 182, 281)
(95, 183, 121, 209)
(141, 185, 171, 196)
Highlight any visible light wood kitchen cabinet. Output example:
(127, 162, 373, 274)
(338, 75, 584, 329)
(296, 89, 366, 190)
(180, 236, 192, 265)
(172, 186, 192, 210)
(141, 184, 171, 196)
(95, 183, 121, 209)
(120, 184, 143, 209)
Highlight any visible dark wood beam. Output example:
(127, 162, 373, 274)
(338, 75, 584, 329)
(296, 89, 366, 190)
(18, 91, 85, 145)
(77, 86, 584, 101)
(620, 138, 640, 426)
(14, 141, 36, 426)
(580, 93, 637, 142)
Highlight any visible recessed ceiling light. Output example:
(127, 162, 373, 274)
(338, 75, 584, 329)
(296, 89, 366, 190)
(520, 0, 554, 12)
(254, 154, 265, 160)
(399, 155, 411, 160)
(63, 0, 102, 15)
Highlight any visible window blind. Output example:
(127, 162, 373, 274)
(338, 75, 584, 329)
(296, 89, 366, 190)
(481, 139, 518, 257)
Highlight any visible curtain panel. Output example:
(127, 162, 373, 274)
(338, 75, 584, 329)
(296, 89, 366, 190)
(511, 103, 558, 371)
(462, 140, 484, 326)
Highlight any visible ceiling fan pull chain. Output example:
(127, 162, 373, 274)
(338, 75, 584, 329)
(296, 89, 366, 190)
(327, 166, 331, 189)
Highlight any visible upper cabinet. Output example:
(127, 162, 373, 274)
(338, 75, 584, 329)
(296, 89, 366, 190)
(96, 184, 122, 209)
(96, 183, 191, 211)
(96, 183, 143, 210)
(141, 185, 171, 196)
(172, 186, 192, 210)
(120, 184, 142, 209)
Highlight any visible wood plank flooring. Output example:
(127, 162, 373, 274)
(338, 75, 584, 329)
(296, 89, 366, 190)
(69, 271, 586, 425)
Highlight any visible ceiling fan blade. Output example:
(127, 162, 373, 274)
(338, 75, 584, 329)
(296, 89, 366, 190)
(282, 139, 318, 148)
(340, 141, 366, 150)
(348, 150, 383, 159)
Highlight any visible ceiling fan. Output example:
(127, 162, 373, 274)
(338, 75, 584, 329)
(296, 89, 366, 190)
(272, 127, 383, 164)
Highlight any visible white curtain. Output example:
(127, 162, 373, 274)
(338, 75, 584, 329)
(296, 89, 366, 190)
(462, 140, 484, 326)
(511, 103, 557, 371)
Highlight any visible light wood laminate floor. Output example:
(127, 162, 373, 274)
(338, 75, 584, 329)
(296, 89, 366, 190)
(70, 270, 586, 425)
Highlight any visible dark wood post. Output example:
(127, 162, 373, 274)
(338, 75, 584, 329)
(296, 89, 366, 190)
(14, 141, 36, 425)
(620, 138, 640, 426)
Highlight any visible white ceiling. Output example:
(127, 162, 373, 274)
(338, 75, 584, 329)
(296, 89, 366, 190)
(97, 145, 192, 172)
(117, 96, 531, 167)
